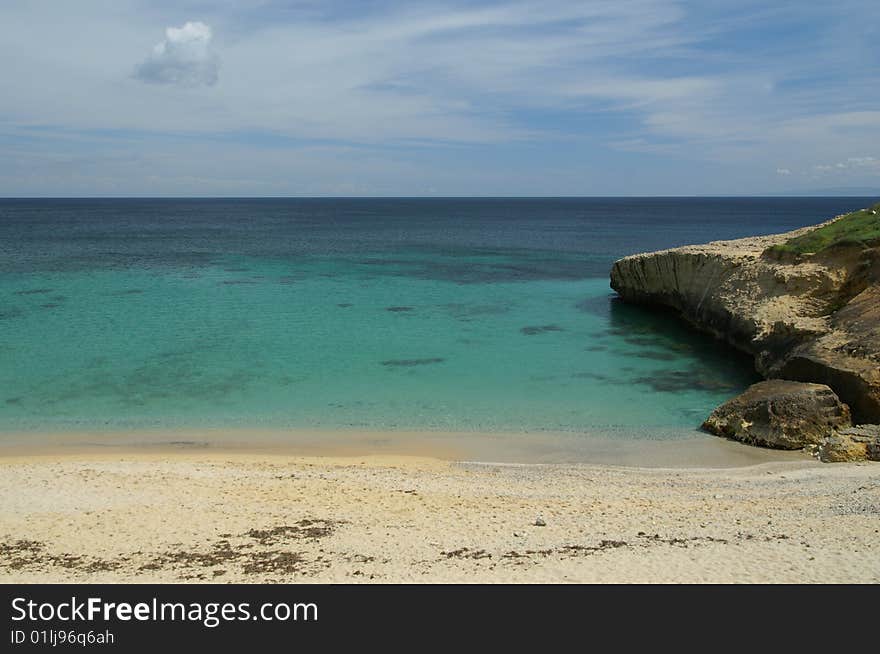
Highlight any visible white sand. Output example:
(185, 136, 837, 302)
(1, 448, 878, 583)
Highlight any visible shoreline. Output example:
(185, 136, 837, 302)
(1, 449, 877, 583)
(0, 426, 810, 468)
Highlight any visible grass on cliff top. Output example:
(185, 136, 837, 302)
(767, 202, 880, 255)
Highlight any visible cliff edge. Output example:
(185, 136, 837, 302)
(609, 207, 880, 424)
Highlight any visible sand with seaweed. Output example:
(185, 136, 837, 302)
(2, 449, 877, 583)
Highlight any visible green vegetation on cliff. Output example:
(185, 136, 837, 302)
(767, 202, 880, 255)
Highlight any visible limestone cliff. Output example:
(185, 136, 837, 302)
(610, 215, 880, 423)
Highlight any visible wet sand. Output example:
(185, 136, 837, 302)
(1, 436, 878, 583)
(0, 426, 806, 467)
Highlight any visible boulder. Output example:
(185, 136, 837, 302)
(702, 380, 851, 449)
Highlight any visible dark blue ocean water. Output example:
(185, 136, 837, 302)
(0, 197, 873, 436)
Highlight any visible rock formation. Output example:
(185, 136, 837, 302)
(819, 425, 880, 462)
(610, 208, 880, 461)
(701, 380, 851, 449)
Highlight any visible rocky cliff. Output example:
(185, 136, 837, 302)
(609, 214, 880, 425)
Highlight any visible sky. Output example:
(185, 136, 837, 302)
(1, 0, 878, 197)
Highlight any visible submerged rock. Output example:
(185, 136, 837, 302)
(520, 324, 564, 335)
(701, 380, 851, 450)
(633, 367, 739, 393)
(381, 358, 445, 367)
(14, 288, 53, 295)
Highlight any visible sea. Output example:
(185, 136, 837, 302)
(0, 197, 873, 447)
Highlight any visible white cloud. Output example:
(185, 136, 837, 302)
(811, 156, 879, 176)
(776, 168, 791, 175)
(846, 156, 878, 167)
(134, 21, 218, 87)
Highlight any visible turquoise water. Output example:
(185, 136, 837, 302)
(0, 197, 870, 438)
(0, 256, 756, 433)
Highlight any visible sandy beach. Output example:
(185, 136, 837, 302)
(1, 440, 878, 584)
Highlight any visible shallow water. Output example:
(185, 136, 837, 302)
(0, 197, 872, 439)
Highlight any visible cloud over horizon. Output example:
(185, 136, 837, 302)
(134, 21, 218, 87)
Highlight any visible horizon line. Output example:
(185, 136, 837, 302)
(2, 194, 879, 201)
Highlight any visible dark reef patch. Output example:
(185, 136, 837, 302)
(633, 367, 739, 393)
(38, 356, 259, 408)
(575, 294, 614, 318)
(355, 250, 598, 284)
(607, 295, 760, 392)
(14, 288, 53, 295)
(623, 335, 668, 348)
(39, 303, 60, 309)
(442, 302, 510, 322)
(337, 303, 353, 308)
(571, 372, 611, 381)
(385, 306, 414, 312)
(219, 279, 258, 285)
(278, 276, 296, 284)
(381, 357, 445, 367)
(117, 289, 144, 295)
(520, 324, 564, 335)
(5, 397, 22, 405)
(627, 350, 678, 361)
(0, 309, 24, 320)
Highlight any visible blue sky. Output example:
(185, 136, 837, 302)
(1, 0, 878, 196)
